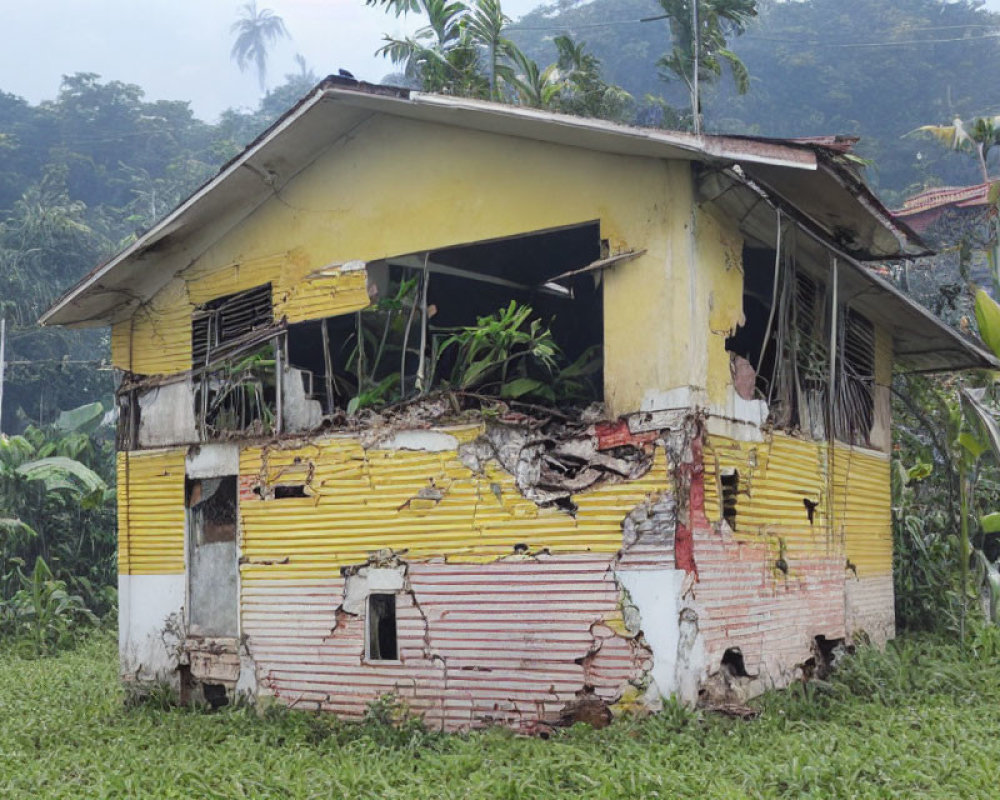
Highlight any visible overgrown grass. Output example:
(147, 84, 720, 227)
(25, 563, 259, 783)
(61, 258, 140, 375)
(3, 631, 1000, 798)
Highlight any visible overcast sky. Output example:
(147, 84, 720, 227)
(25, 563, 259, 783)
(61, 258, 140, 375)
(4, 0, 999, 121)
(1, 0, 545, 120)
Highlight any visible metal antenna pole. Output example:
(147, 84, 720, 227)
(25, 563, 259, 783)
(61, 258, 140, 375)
(692, 0, 701, 135)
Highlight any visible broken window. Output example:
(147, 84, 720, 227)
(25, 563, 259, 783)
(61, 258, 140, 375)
(727, 243, 876, 447)
(186, 475, 238, 544)
(282, 223, 608, 418)
(191, 285, 280, 439)
(366, 593, 398, 661)
(192, 284, 273, 366)
(834, 309, 875, 447)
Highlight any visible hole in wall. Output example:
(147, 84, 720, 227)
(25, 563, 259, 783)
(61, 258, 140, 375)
(721, 647, 749, 678)
(720, 469, 739, 530)
(202, 682, 229, 709)
(186, 475, 238, 543)
(803, 497, 818, 524)
(273, 484, 308, 499)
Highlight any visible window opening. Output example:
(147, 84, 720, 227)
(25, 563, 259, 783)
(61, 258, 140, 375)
(186, 475, 238, 544)
(835, 309, 875, 447)
(719, 469, 739, 530)
(289, 223, 606, 418)
(192, 284, 273, 367)
(367, 593, 398, 661)
(191, 284, 278, 439)
(728, 243, 875, 446)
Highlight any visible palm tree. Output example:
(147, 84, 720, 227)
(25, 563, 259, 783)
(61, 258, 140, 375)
(914, 116, 1000, 184)
(506, 47, 561, 108)
(376, 0, 488, 97)
(463, 0, 513, 99)
(655, 0, 757, 130)
(230, 2, 290, 93)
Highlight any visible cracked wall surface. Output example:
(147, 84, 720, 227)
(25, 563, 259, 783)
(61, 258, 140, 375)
(244, 554, 661, 730)
(118, 417, 895, 725)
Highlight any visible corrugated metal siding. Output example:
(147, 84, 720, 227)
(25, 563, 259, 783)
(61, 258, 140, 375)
(112, 253, 371, 375)
(276, 269, 370, 324)
(238, 432, 671, 580)
(185, 254, 286, 306)
(703, 433, 891, 577)
(243, 555, 648, 730)
(703, 434, 832, 559)
(111, 280, 193, 374)
(835, 444, 892, 576)
(117, 449, 187, 574)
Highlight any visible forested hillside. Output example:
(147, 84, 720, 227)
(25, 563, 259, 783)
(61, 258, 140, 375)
(513, 0, 1000, 199)
(0, 72, 316, 431)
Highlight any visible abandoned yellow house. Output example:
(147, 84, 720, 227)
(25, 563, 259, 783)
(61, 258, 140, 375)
(42, 78, 998, 729)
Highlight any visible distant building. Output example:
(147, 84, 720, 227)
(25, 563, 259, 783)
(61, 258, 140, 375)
(43, 78, 996, 730)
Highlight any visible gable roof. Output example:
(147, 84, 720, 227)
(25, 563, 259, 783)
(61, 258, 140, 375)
(39, 77, 996, 372)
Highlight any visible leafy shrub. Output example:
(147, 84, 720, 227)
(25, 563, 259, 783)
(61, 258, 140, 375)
(0, 556, 97, 656)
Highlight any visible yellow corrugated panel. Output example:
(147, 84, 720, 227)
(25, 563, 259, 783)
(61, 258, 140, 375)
(110, 280, 193, 374)
(118, 449, 187, 575)
(276, 268, 370, 324)
(704, 433, 832, 559)
(239, 436, 671, 581)
(186, 254, 286, 306)
(114, 253, 371, 376)
(704, 433, 892, 575)
(834, 444, 892, 577)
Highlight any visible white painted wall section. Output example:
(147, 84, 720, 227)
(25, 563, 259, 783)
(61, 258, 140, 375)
(119, 574, 186, 683)
(186, 444, 240, 478)
(617, 569, 687, 699)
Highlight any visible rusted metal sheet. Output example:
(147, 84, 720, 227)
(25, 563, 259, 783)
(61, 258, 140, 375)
(117, 449, 187, 574)
(242, 555, 648, 731)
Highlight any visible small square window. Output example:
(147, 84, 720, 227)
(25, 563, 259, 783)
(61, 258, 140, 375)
(367, 593, 398, 661)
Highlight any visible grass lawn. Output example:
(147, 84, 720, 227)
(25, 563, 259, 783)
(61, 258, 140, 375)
(1, 631, 999, 798)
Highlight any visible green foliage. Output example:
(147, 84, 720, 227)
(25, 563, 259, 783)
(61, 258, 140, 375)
(0, 556, 97, 656)
(975, 288, 1000, 358)
(4, 633, 1000, 797)
(436, 300, 560, 393)
(654, 0, 757, 124)
(0, 406, 115, 615)
(514, 0, 1000, 196)
(371, 0, 634, 119)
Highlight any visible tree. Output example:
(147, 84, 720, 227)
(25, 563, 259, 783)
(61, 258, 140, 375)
(463, 0, 514, 99)
(915, 116, 1000, 184)
(654, 0, 757, 130)
(230, 2, 290, 93)
(373, 0, 489, 97)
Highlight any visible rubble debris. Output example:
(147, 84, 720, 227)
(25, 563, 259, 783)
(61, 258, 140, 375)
(557, 688, 613, 729)
(459, 420, 655, 507)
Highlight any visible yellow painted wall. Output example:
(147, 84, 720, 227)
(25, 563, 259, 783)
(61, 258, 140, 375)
(110, 114, 701, 417)
(695, 207, 746, 407)
(703, 432, 891, 577)
(117, 449, 187, 575)
(238, 427, 671, 582)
